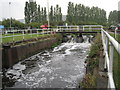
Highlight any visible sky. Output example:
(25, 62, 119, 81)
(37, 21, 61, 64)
(0, 0, 120, 21)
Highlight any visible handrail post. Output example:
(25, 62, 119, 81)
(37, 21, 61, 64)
(104, 34, 108, 70)
(37, 29, 39, 37)
(104, 33, 107, 70)
(22, 30, 24, 40)
(114, 28, 117, 39)
(109, 42, 114, 73)
(31, 29, 32, 37)
(83, 26, 84, 31)
(13, 30, 14, 42)
(77, 26, 79, 31)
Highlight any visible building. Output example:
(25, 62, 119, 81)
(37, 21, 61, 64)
(118, 1, 120, 11)
(29, 0, 36, 2)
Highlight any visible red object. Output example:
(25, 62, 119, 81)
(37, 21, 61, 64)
(118, 27, 120, 30)
(44, 24, 48, 28)
(40, 24, 48, 29)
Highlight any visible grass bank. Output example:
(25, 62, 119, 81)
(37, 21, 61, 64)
(2, 33, 56, 44)
(2, 33, 61, 46)
(80, 33, 102, 88)
(109, 32, 120, 88)
(80, 32, 120, 88)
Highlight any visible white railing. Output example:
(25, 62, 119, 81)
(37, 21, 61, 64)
(1, 28, 56, 43)
(101, 28, 120, 89)
(57, 25, 103, 32)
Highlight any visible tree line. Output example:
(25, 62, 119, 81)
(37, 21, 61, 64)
(108, 10, 120, 25)
(66, 2, 107, 25)
(24, 1, 63, 26)
(24, 1, 119, 26)
(1, 1, 119, 29)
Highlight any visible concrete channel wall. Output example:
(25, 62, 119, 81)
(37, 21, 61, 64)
(2, 34, 62, 68)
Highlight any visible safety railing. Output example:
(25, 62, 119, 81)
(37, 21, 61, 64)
(57, 25, 103, 32)
(1, 28, 56, 43)
(101, 28, 120, 89)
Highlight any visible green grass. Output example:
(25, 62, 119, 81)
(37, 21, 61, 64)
(113, 49, 119, 88)
(109, 33, 120, 42)
(2, 33, 51, 44)
(108, 32, 120, 88)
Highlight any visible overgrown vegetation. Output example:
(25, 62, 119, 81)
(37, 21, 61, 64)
(81, 73, 96, 88)
(51, 34, 62, 48)
(80, 33, 102, 88)
(87, 33, 102, 73)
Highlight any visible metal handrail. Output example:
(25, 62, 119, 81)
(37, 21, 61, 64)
(101, 29, 120, 89)
(102, 29, 120, 54)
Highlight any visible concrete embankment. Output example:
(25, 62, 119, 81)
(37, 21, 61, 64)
(2, 34, 62, 68)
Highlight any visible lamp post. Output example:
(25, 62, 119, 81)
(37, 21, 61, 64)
(9, 2, 12, 29)
(47, 0, 50, 30)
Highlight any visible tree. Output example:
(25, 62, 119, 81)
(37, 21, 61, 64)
(37, 5, 41, 23)
(27, 22, 40, 28)
(66, 2, 75, 24)
(43, 7, 47, 22)
(2, 18, 25, 29)
(49, 6, 54, 23)
(41, 7, 44, 23)
(118, 11, 120, 24)
(108, 10, 118, 25)
(24, 1, 37, 23)
(66, 2, 107, 25)
(24, 2, 30, 24)
(24, 1, 63, 26)
(59, 7, 62, 22)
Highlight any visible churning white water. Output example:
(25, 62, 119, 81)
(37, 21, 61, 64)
(5, 35, 91, 88)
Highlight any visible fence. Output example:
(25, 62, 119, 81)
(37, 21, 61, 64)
(1, 29, 56, 43)
(101, 28, 120, 89)
(57, 25, 103, 32)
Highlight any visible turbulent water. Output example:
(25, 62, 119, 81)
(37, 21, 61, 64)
(5, 36, 91, 88)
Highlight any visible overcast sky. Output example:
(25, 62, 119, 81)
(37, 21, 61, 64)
(0, 0, 120, 21)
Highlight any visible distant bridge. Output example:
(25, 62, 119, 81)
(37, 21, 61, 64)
(1, 24, 120, 89)
(56, 31, 100, 34)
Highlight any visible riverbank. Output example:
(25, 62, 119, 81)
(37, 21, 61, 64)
(3, 35, 90, 88)
(80, 33, 108, 88)
(2, 34, 62, 68)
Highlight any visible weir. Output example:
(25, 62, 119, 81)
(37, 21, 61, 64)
(3, 35, 91, 88)
(2, 25, 117, 89)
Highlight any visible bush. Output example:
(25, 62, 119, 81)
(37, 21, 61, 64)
(87, 33, 102, 72)
(81, 73, 96, 88)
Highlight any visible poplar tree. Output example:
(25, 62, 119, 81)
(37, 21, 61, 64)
(108, 10, 118, 25)
(37, 5, 41, 23)
(49, 6, 54, 23)
(43, 7, 47, 22)
(24, 2, 30, 24)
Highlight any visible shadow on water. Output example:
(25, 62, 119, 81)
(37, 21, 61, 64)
(2, 35, 94, 88)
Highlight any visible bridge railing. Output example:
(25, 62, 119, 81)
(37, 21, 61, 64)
(101, 28, 120, 89)
(57, 25, 103, 32)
